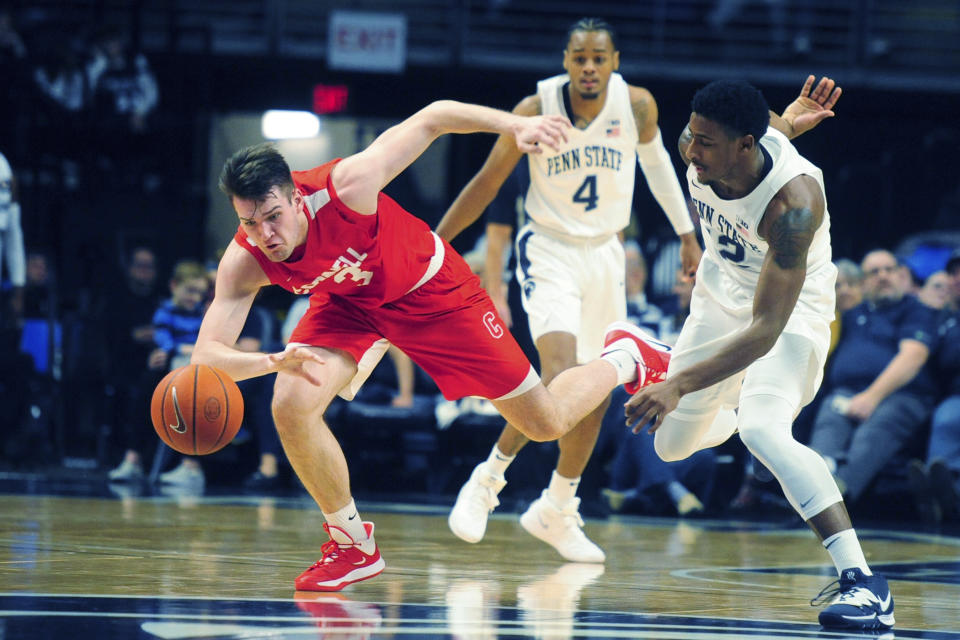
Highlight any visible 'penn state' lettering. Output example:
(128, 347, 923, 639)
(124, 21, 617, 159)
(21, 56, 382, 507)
(547, 145, 622, 176)
(292, 248, 373, 294)
(692, 197, 714, 225)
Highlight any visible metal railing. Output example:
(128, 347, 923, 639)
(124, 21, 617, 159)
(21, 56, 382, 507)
(16, 0, 960, 91)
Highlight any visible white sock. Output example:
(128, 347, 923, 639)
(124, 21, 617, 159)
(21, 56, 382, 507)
(547, 470, 580, 506)
(822, 529, 871, 576)
(323, 499, 376, 554)
(484, 445, 514, 477)
(601, 347, 641, 386)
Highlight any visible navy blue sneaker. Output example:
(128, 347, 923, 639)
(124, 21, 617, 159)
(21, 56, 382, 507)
(813, 568, 894, 630)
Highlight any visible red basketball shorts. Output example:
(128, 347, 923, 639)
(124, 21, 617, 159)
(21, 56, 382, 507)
(289, 251, 537, 400)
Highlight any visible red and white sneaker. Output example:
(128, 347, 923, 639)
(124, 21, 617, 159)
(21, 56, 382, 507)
(294, 522, 385, 592)
(602, 321, 672, 394)
(294, 591, 383, 635)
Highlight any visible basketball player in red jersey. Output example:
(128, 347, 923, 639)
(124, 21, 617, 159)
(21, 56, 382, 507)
(191, 100, 664, 592)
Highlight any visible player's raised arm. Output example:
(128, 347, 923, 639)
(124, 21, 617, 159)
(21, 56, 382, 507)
(770, 75, 842, 139)
(435, 96, 539, 243)
(333, 100, 570, 215)
(192, 241, 324, 383)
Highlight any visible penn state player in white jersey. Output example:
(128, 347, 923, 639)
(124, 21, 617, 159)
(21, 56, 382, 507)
(619, 78, 895, 630)
(436, 17, 700, 563)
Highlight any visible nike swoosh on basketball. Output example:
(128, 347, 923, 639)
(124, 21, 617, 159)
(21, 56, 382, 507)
(168, 386, 187, 433)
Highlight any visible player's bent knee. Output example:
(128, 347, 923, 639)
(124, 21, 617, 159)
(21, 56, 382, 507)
(653, 432, 693, 463)
(271, 379, 333, 430)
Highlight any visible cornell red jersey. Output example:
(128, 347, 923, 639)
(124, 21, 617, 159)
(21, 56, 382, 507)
(234, 159, 438, 308)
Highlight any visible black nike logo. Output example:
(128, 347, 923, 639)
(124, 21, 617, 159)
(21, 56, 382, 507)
(348, 513, 359, 521)
(168, 386, 187, 433)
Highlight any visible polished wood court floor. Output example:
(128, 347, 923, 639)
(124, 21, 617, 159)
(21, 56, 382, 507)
(1, 481, 959, 639)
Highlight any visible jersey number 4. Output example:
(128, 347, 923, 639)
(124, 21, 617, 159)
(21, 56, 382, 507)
(572, 175, 598, 211)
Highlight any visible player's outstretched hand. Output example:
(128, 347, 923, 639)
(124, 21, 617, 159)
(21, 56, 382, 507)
(513, 114, 570, 153)
(624, 379, 682, 434)
(781, 75, 842, 138)
(268, 345, 326, 385)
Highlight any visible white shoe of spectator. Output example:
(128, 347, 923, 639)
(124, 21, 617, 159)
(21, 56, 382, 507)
(107, 458, 144, 482)
(159, 461, 205, 487)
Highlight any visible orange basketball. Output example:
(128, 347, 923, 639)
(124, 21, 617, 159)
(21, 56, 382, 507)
(150, 364, 244, 455)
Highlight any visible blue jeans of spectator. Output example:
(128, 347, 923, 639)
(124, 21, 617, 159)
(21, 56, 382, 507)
(927, 395, 960, 477)
(809, 387, 931, 503)
(603, 387, 716, 507)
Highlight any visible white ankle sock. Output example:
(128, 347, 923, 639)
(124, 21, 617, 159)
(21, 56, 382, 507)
(323, 499, 375, 554)
(547, 470, 580, 506)
(484, 445, 514, 477)
(822, 529, 871, 576)
(601, 347, 640, 386)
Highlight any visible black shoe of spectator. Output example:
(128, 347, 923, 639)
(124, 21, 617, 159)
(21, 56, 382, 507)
(243, 471, 283, 491)
(929, 459, 959, 523)
(906, 459, 941, 525)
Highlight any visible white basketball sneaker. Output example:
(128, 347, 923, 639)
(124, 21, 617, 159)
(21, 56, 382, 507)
(519, 490, 605, 563)
(448, 463, 507, 543)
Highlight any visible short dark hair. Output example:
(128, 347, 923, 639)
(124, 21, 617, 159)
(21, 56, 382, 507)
(691, 79, 770, 141)
(566, 17, 617, 51)
(218, 143, 294, 201)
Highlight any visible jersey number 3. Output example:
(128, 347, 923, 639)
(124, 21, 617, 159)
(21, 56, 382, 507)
(572, 175, 598, 211)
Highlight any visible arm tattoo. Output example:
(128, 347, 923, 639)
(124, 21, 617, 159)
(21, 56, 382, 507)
(631, 98, 649, 130)
(767, 207, 816, 269)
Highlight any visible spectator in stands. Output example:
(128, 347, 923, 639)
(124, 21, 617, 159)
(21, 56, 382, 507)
(658, 267, 695, 346)
(599, 252, 714, 517)
(88, 24, 158, 135)
(0, 149, 26, 330)
(829, 258, 864, 356)
(947, 249, 960, 309)
(203, 260, 287, 491)
(235, 299, 285, 490)
(808, 249, 939, 506)
(907, 300, 960, 524)
(0, 8, 25, 63)
(918, 270, 952, 311)
(108, 259, 208, 484)
(623, 240, 664, 337)
(21, 250, 54, 320)
(102, 246, 162, 472)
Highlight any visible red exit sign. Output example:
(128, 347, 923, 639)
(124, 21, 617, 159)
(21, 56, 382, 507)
(313, 84, 349, 114)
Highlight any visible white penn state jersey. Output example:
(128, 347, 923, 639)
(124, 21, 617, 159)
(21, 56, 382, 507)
(687, 127, 837, 345)
(524, 73, 638, 238)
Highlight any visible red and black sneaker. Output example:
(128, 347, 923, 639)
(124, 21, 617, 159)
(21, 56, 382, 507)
(601, 321, 672, 394)
(294, 522, 385, 592)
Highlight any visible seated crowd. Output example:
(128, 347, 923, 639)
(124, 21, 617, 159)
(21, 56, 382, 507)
(3, 229, 959, 529)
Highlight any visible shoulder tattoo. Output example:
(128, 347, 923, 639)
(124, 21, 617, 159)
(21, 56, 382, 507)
(631, 97, 649, 129)
(767, 207, 816, 269)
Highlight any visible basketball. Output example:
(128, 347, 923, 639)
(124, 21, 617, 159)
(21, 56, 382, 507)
(150, 364, 244, 456)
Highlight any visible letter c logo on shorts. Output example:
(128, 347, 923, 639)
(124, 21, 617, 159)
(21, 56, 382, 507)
(482, 311, 504, 339)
